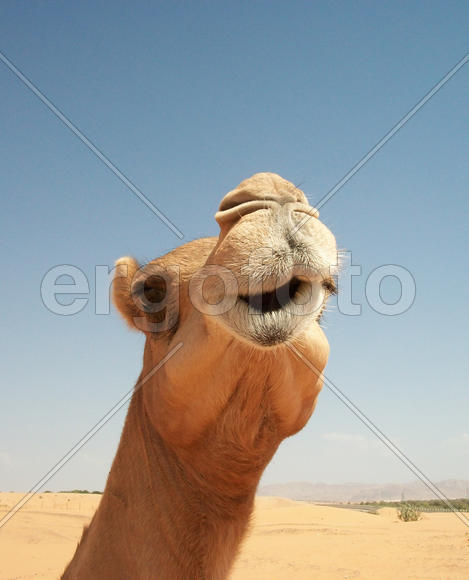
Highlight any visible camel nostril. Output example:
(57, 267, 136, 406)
(215, 198, 278, 227)
(218, 193, 282, 214)
(215, 172, 312, 229)
(215, 174, 320, 235)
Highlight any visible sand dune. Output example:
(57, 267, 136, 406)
(0, 493, 468, 579)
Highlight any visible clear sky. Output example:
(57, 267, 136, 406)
(1, 1, 468, 492)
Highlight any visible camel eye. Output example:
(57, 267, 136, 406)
(143, 276, 166, 304)
(132, 275, 167, 313)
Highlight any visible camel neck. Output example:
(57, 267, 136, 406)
(63, 385, 258, 580)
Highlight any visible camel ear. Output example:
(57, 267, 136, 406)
(113, 256, 141, 330)
(113, 256, 179, 335)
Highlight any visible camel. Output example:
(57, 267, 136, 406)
(62, 172, 338, 579)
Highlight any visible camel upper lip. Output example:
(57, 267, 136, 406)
(238, 276, 304, 314)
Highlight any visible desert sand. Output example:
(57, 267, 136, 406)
(0, 493, 468, 579)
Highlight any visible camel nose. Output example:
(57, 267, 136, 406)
(215, 172, 319, 235)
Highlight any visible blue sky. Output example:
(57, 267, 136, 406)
(1, 1, 468, 492)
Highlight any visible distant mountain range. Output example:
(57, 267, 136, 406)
(257, 479, 469, 503)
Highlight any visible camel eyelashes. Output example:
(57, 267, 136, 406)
(322, 277, 337, 295)
(317, 278, 336, 325)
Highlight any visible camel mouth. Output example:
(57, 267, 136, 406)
(238, 276, 303, 314)
(217, 275, 326, 348)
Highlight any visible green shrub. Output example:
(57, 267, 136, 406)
(398, 504, 421, 521)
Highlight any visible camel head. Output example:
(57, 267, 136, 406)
(112, 173, 337, 446)
(113, 172, 337, 351)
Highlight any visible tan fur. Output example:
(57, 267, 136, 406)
(62, 173, 337, 579)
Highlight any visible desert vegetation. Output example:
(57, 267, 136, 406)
(359, 498, 469, 512)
